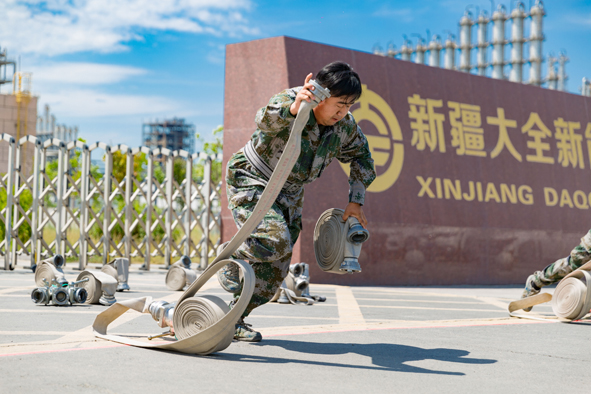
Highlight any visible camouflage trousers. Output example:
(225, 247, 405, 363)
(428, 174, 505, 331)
(226, 150, 304, 317)
(531, 230, 591, 288)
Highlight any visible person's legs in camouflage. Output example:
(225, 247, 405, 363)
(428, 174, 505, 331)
(522, 230, 591, 310)
(223, 153, 304, 341)
(232, 254, 291, 342)
(227, 194, 301, 341)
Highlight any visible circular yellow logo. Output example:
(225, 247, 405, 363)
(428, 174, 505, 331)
(339, 84, 404, 193)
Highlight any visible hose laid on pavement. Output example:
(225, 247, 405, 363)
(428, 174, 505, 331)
(271, 287, 314, 305)
(101, 258, 131, 291)
(92, 80, 331, 355)
(508, 260, 591, 321)
(76, 270, 118, 306)
(165, 256, 197, 291)
(34, 262, 66, 287)
(34, 255, 66, 286)
(271, 262, 326, 305)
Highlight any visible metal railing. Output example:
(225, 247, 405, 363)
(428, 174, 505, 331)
(0, 133, 222, 271)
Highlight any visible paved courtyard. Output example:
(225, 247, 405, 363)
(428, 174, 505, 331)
(1, 263, 590, 393)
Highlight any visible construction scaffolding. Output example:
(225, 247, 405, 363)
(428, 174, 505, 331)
(142, 118, 195, 154)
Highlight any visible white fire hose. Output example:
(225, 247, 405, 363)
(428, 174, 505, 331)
(101, 258, 131, 292)
(33, 254, 127, 306)
(75, 258, 131, 306)
(165, 256, 197, 291)
(76, 270, 118, 306)
(314, 208, 370, 274)
(509, 260, 591, 321)
(92, 80, 332, 355)
(271, 262, 327, 305)
(34, 255, 67, 287)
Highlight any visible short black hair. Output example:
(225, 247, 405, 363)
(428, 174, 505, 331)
(315, 61, 362, 102)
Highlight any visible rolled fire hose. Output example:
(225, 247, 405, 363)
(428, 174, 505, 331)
(165, 256, 197, 291)
(271, 287, 313, 305)
(314, 209, 370, 274)
(92, 80, 332, 355)
(101, 258, 131, 291)
(34, 255, 66, 287)
(508, 260, 591, 321)
(76, 270, 118, 306)
(271, 262, 326, 305)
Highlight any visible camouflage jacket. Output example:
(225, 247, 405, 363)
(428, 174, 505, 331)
(250, 87, 376, 205)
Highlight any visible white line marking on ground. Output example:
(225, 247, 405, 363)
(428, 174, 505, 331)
(475, 296, 511, 310)
(0, 287, 33, 295)
(354, 297, 486, 305)
(335, 286, 366, 325)
(357, 305, 507, 312)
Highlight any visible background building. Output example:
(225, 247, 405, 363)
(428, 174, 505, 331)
(0, 48, 37, 175)
(36, 104, 79, 145)
(142, 117, 195, 153)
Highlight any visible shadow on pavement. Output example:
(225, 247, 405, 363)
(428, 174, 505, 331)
(202, 340, 497, 375)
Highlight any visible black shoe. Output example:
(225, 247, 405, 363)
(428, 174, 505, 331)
(234, 318, 262, 342)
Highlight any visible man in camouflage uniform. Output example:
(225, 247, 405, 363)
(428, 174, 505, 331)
(521, 230, 591, 311)
(221, 61, 376, 341)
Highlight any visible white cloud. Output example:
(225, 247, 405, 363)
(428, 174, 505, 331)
(560, 13, 591, 27)
(0, 0, 258, 56)
(39, 88, 181, 117)
(372, 7, 415, 22)
(30, 62, 147, 85)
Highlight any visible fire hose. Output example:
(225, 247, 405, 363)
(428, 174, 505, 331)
(314, 208, 370, 274)
(76, 270, 118, 306)
(76, 258, 132, 306)
(92, 80, 332, 355)
(33, 255, 127, 306)
(100, 258, 131, 292)
(34, 255, 66, 287)
(165, 256, 197, 291)
(508, 260, 591, 321)
(271, 262, 327, 305)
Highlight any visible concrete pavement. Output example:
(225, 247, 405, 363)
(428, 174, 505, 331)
(1, 264, 590, 393)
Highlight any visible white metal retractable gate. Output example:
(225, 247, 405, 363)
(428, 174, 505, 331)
(0, 134, 221, 271)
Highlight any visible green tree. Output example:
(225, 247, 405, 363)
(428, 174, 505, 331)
(194, 125, 223, 184)
(111, 151, 148, 184)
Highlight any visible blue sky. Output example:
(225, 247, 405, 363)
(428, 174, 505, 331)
(1, 0, 590, 151)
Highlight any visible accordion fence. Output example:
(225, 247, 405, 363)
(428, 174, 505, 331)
(0, 134, 221, 271)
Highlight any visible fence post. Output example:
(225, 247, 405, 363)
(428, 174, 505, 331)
(102, 144, 112, 265)
(2, 136, 15, 270)
(30, 138, 42, 269)
(36, 144, 47, 266)
(184, 154, 193, 258)
(164, 153, 173, 269)
(10, 138, 22, 267)
(78, 144, 89, 270)
(55, 141, 66, 258)
(125, 147, 133, 262)
(143, 150, 153, 271)
(200, 156, 211, 270)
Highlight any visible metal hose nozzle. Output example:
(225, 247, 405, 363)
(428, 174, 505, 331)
(51, 287, 70, 306)
(148, 300, 176, 329)
(31, 287, 51, 305)
(69, 287, 88, 304)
